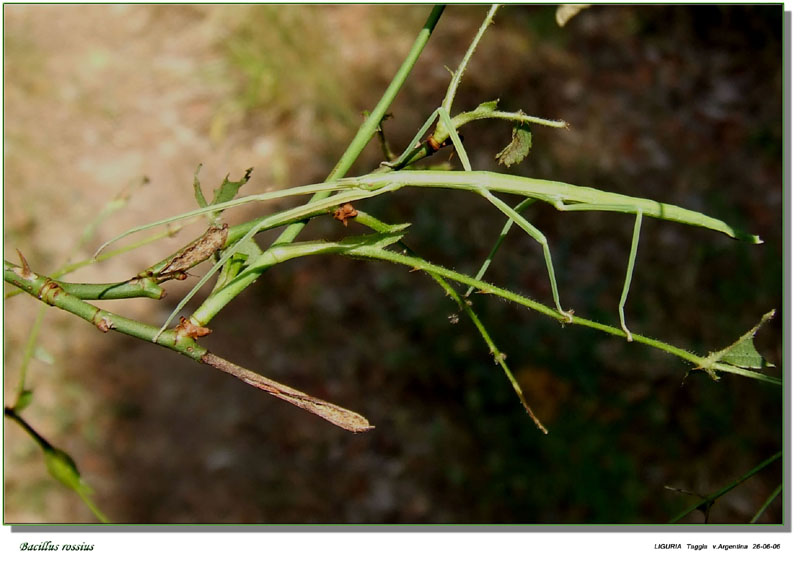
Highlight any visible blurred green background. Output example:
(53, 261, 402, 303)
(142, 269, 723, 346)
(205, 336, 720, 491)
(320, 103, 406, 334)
(4, 5, 782, 523)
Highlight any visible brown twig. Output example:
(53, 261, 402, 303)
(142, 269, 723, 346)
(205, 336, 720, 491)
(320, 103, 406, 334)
(201, 353, 373, 433)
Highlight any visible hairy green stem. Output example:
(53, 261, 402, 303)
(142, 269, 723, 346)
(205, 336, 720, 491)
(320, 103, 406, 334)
(441, 5, 499, 114)
(356, 211, 548, 433)
(336, 245, 778, 384)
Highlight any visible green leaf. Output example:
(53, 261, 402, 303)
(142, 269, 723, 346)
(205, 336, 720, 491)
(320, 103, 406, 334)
(212, 167, 253, 207)
(496, 122, 533, 167)
(699, 310, 776, 378)
(15, 390, 34, 412)
(235, 238, 263, 264)
(193, 163, 208, 209)
(473, 99, 499, 117)
(716, 310, 776, 369)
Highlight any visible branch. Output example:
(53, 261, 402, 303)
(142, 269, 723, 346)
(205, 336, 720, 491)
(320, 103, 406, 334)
(4, 256, 373, 432)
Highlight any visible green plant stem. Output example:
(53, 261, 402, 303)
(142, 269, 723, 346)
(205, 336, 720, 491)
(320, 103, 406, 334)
(4, 406, 50, 449)
(15, 305, 47, 406)
(5, 225, 187, 301)
(749, 484, 782, 523)
(669, 451, 782, 523)
(4, 259, 373, 432)
(4, 407, 110, 523)
(195, 4, 442, 326)
(271, 4, 445, 248)
(336, 245, 778, 384)
(451, 109, 567, 130)
(78, 491, 111, 524)
(3, 260, 206, 360)
(55, 276, 165, 300)
(160, 231, 777, 384)
(441, 5, 499, 114)
(356, 211, 548, 433)
(191, 231, 404, 324)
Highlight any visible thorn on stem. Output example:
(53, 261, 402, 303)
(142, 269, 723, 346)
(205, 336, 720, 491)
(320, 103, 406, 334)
(15, 249, 35, 281)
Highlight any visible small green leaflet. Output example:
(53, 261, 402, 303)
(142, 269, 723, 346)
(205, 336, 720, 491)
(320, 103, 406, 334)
(193, 163, 208, 208)
(194, 164, 254, 220)
(699, 310, 776, 379)
(715, 310, 776, 369)
(213, 167, 253, 207)
(473, 99, 499, 118)
(15, 390, 34, 412)
(496, 122, 533, 167)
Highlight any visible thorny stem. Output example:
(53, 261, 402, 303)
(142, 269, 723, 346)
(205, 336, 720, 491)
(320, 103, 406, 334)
(3, 259, 373, 432)
(4, 259, 206, 360)
(441, 5, 500, 114)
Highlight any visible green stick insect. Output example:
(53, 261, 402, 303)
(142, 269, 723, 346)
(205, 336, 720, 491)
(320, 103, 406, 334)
(422, 104, 759, 341)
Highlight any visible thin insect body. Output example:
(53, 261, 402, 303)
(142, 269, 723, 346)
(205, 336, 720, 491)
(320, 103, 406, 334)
(94, 165, 757, 343)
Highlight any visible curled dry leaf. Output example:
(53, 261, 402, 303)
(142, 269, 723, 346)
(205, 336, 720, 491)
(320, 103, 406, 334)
(333, 203, 358, 226)
(177, 316, 212, 340)
(202, 353, 374, 433)
(159, 223, 228, 276)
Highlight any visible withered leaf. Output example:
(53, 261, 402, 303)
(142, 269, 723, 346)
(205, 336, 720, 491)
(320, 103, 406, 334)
(160, 223, 228, 276)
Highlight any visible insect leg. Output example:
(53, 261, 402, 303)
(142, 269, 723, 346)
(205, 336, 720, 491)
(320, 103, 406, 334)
(385, 109, 439, 169)
(619, 209, 643, 342)
(480, 189, 572, 322)
(466, 198, 536, 297)
(437, 107, 472, 171)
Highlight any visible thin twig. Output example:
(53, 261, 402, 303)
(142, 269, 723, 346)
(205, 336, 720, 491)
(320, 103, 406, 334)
(201, 353, 373, 433)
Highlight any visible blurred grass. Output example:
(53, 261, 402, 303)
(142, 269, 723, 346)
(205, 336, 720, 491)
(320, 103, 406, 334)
(4, 5, 782, 523)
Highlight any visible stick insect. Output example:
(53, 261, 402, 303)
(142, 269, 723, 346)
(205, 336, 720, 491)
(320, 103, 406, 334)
(373, 103, 761, 340)
(95, 123, 758, 344)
